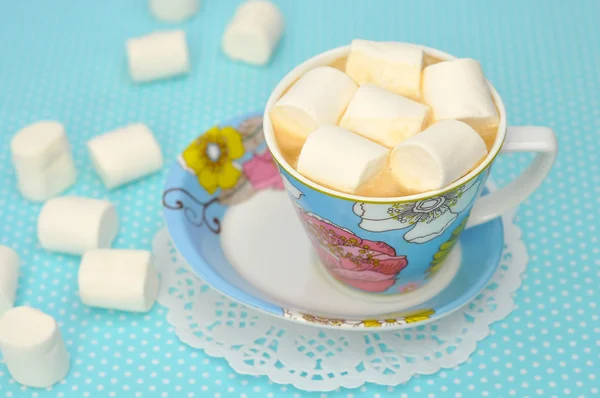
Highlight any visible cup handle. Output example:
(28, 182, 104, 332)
(467, 126, 558, 228)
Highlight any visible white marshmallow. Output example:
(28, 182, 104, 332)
(149, 0, 200, 22)
(0, 246, 19, 317)
(17, 153, 77, 202)
(423, 58, 499, 128)
(340, 84, 430, 148)
(0, 307, 70, 388)
(11, 121, 76, 202)
(88, 123, 163, 189)
(297, 125, 389, 194)
(222, 0, 284, 66)
(38, 197, 119, 255)
(78, 250, 160, 313)
(127, 30, 190, 83)
(390, 120, 488, 192)
(270, 66, 358, 152)
(345, 39, 424, 99)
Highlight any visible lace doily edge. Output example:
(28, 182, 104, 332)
(154, 206, 527, 391)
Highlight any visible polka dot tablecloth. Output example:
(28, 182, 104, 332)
(0, 0, 598, 397)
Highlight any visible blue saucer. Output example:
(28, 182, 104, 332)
(163, 114, 504, 330)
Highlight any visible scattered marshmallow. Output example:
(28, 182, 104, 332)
(87, 123, 163, 189)
(11, 121, 76, 202)
(126, 30, 190, 83)
(38, 197, 119, 255)
(270, 66, 358, 153)
(345, 39, 424, 99)
(78, 250, 160, 313)
(390, 120, 488, 192)
(0, 246, 19, 317)
(149, 0, 200, 22)
(17, 153, 77, 203)
(423, 58, 499, 129)
(340, 84, 430, 148)
(0, 307, 70, 388)
(297, 125, 389, 194)
(222, 0, 284, 66)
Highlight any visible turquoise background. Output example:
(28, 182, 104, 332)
(0, 0, 598, 397)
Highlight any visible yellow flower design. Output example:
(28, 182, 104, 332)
(362, 320, 383, 328)
(182, 126, 245, 194)
(359, 310, 434, 327)
(404, 309, 435, 323)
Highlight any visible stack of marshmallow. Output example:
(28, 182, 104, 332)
(1, 121, 164, 387)
(270, 39, 499, 195)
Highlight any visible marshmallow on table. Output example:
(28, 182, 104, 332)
(297, 125, 389, 194)
(345, 39, 424, 100)
(127, 30, 190, 83)
(149, 0, 200, 22)
(222, 0, 284, 66)
(88, 123, 163, 189)
(423, 58, 499, 130)
(11, 121, 76, 202)
(0, 246, 19, 317)
(0, 307, 70, 388)
(270, 66, 358, 154)
(340, 84, 430, 148)
(78, 250, 160, 313)
(390, 120, 488, 192)
(17, 153, 77, 203)
(38, 197, 119, 255)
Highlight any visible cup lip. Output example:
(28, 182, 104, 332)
(263, 44, 507, 204)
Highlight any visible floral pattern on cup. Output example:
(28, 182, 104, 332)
(297, 210, 408, 293)
(353, 178, 482, 243)
(282, 175, 304, 200)
(427, 216, 468, 279)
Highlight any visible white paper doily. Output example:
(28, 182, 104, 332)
(154, 209, 526, 392)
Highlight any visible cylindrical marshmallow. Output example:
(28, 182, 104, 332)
(0, 246, 19, 317)
(17, 153, 77, 203)
(78, 250, 160, 313)
(87, 123, 163, 189)
(270, 66, 358, 153)
(0, 307, 70, 388)
(297, 125, 389, 194)
(423, 58, 499, 128)
(390, 120, 488, 192)
(222, 0, 284, 66)
(340, 84, 430, 148)
(38, 197, 119, 255)
(345, 39, 424, 100)
(126, 30, 190, 83)
(149, 0, 200, 22)
(11, 121, 76, 202)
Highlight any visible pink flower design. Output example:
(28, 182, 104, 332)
(242, 150, 284, 191)
(298, 211, 408, 293)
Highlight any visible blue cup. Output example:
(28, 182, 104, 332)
(264, 44, 557, 296)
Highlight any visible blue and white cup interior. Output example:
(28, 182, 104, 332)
(263, 44, 557, 296)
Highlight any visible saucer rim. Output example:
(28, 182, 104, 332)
(163, 112, 506, 331)
(164, 170, 506, 331)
